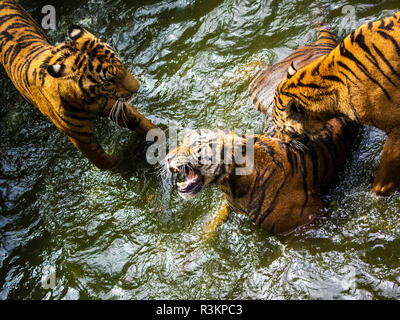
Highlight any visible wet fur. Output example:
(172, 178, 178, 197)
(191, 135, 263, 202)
(273, 12, 400, 195)
(0, 0, 157, 169)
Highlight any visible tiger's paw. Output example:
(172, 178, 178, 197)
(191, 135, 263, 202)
(373, 181, 396, 197)
(95, 156, 117, 171)
(373, 173, 398, 196)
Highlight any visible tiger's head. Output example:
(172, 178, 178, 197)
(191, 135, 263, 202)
(46, 25, 139, 103)
(272, 62, 334, 142)
(164, 129, 251, 200)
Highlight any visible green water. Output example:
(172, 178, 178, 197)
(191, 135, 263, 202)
(1, 0, 400, 300)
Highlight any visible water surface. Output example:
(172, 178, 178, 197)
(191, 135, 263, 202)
(0, 0, 400, 299)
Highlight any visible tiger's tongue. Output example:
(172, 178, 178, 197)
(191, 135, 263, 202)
(187, 169, 195, 180)
(177, 169, 198, 189)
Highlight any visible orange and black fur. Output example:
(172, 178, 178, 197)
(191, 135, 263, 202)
(164, 119, 358, 235)
(250, 27, 337, 116)
(0, 0, 157, 170)
(164, 30, 359, 235)
(272, 12, 400, 196)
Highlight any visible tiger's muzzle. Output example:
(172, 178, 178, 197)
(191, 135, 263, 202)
(167, 162, 205, 200)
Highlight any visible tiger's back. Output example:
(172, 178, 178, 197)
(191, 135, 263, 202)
(0, 0, 51, 105)
(249, 28, 337, 115)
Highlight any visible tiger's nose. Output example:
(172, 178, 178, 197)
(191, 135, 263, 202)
(124, 73, 140, 94)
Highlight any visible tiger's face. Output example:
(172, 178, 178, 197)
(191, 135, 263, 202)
(164, 129, 234, 200)
(272, 61, 338, 142)
(46, 25, 139, 103)
(273, 82, 329, 142)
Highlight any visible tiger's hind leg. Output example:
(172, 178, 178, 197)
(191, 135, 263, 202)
(373, 127, 400, 196)
(68, 135, 116, 170)
(316, 27, 337, 47)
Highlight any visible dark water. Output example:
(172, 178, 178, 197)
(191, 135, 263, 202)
(1, 0, 400, 300)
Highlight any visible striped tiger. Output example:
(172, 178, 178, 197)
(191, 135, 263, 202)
(272, 11, 400, 196)
(0, 0, 157, 170)
(164, 118, 358, 235)
(250, 27, 337, 117)
(163, 27, 359, 235)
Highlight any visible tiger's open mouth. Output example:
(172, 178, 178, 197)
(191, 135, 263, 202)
(170, 165, 204, 198)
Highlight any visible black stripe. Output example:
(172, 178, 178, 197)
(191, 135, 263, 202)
(283, 144, 294, 175)
(289, 81, 326, 90)
(339, 41, 391, 100)
(55, 111, 86, 128)
(376, 30, 400, 56)
(338, 71, 357, 86)
(0, 13, 32, 26)
(88, 59, 94, 72)
(258, 171, 286, 225)
(307, 143, 319, 190)
(372, 43, 400, 80)
(312, 62, 321, 76)
(346, 81, 361, 123)
(87, 74, 100, 84)
(280, 90, 308, 106)
(297, 149, 308, 204)
(247, 173, 262, 221)
(81, 40, 91, 51)
(3, 21, 33, 33)
(322, 75, 344, 84)
(355, 30, 397, 87)
(337, 61, 361, 82)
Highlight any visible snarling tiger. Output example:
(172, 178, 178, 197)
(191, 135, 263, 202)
(164, 119, 358, 235)
(164, 28, 358, 235)
(0, 0, 157, 170)
(272, 11, 400, 196)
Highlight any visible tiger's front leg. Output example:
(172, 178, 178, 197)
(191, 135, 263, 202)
(68, 135, 116, 170)
(374, 127, 400, 196)
(120, 103, 158, 135)
(103, 99, 157, 135)
(201, 204, 232, 240)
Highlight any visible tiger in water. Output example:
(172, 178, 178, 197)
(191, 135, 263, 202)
(0, 0, 157, 170)
(272, 11, 400, 196)
(164, 28, 359, 235)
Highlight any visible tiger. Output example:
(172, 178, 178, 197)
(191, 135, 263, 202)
(250, 27, 337, 117)
(163, 27, 359, 235)
(0, 0, 157, 170)
(164, 119, 358, 235)
(272, 11, 400, 196)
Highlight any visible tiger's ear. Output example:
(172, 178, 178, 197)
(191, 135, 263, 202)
(47, 64, 66, 78)
(68, 25, 85, 41)
(287, 62, 297, 79)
